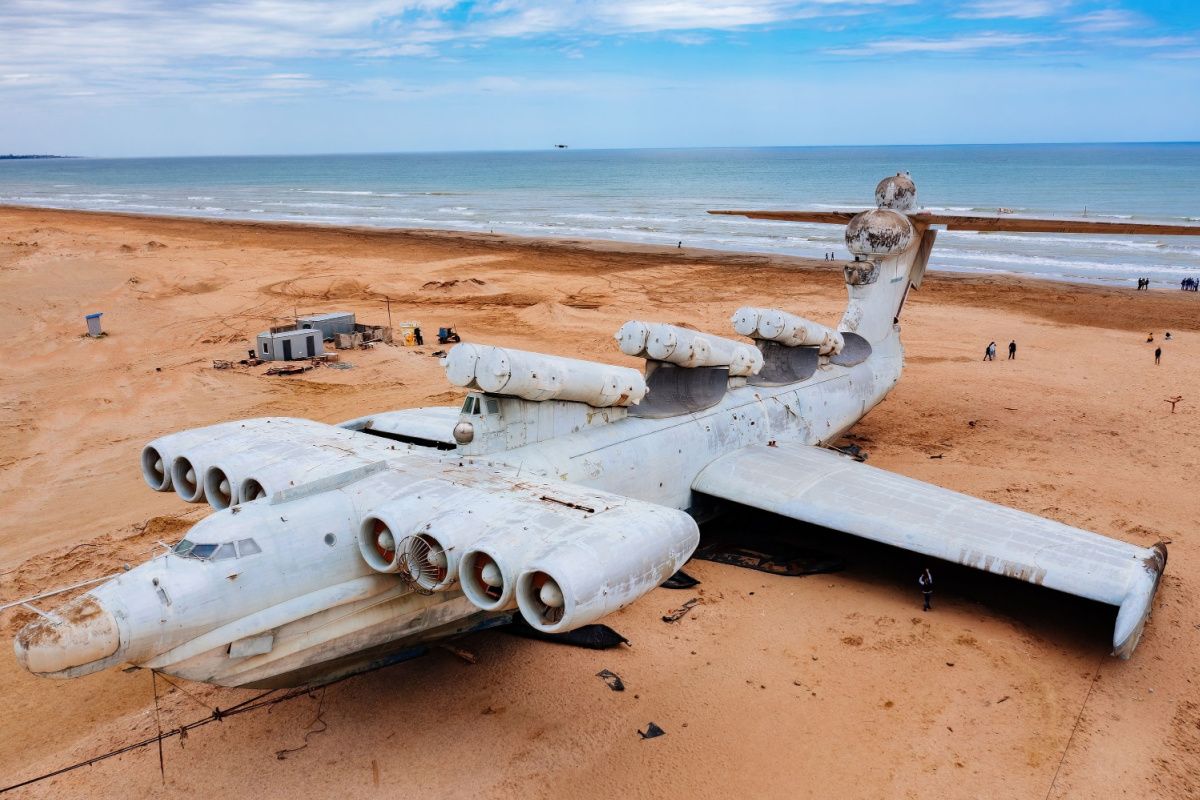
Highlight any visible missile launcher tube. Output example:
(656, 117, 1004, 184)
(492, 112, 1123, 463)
(732, 307, 845, 356)
(443, 343, 483, 389)
(451, 346, 646, 407)
(617, 321, 763, 376)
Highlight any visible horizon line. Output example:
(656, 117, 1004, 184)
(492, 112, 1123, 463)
(6, 140, 1199, 162)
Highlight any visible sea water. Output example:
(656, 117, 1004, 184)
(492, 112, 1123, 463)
(2, 143, 1198, 286)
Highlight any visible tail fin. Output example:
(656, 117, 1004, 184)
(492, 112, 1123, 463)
(838, 211, 936, 344)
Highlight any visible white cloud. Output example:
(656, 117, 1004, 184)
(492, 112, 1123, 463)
(666, 33, 713, 46)
(953, 1, 1059, 20)
(829, 32, 1059, 56)
(1067, 9, 1141, 32)
(0, 0, 925, 103)
(1107, 36, 1195, 49)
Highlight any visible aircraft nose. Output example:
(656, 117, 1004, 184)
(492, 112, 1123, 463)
(13, 595, 121, 676)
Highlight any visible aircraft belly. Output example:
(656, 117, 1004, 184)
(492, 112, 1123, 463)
(159, 590, 494, 688)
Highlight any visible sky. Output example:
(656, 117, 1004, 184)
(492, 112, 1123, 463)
(1, 0, 1199, 157)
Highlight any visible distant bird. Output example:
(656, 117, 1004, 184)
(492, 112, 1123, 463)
(554, 144, 568, 149)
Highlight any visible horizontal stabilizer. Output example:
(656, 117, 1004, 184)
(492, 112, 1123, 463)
(709, 209, 1200, 236)
(692, 444, 1166, 657)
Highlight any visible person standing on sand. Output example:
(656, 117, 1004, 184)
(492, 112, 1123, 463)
(1155, 347, 1162, 365)
(983, 341, 996, 361)
(919, 569, 933, 611)
(1008, 340, 1017, 360)
(414, 326, 423, 346)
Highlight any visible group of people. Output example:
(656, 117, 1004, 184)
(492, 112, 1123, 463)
(982, 340, 1017, 361)
(823, 251, 837, 261)
(1135, 277, 1198, 291)
(1148, 331, 1172, 364)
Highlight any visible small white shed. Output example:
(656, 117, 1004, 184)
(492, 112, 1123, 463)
(256, 328, 322, 361)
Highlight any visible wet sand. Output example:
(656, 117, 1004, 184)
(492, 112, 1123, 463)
(1, 206, 1198, 799)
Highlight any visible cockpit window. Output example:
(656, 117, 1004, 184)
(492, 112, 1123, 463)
(461, 396, 479, 415)
(189, 543, 218, 560)
(174, 537, 262, 561)
(484, 397, 499, 415)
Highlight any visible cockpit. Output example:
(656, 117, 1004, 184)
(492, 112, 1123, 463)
(172, 538, 262, 561)
(461, 395, 499, 416)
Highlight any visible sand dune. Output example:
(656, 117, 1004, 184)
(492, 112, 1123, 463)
(1, 206, 1198, 799)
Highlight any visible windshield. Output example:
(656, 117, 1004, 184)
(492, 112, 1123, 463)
(189, 543, 218, 559)
(172, 538, 260, 561)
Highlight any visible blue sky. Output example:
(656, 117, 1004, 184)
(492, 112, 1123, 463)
(1, 0, 1198, 156)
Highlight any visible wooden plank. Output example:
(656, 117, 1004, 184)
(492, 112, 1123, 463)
(709, 208, 1200, 236)
(914, 213, 1200, 236)
(708, 210, 858, 225)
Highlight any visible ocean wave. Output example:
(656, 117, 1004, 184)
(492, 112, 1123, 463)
(554, 212, 684, 224)
(260, 200, 386, 211)
(934, 249, 1194, 276)
(939, 230, 1196, 253)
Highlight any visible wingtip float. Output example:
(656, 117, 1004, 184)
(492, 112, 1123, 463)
(14, 173, 1178, 691)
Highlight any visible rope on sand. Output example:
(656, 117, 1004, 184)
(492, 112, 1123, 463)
(0, 678, 340, 795)
(1043, 650, 1105, 800)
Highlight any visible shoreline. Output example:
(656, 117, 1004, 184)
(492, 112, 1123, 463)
(3, 204, 1197, 336)
(0, 202, 1188, 291)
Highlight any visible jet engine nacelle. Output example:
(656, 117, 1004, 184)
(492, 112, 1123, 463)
(458, 527, 542, 612)
(514, 506, 700, 634)
(240, 448, 385, 503)
(357, 479, 488, 592)
(168, 419, 342, 505)
(203, 426, 398, 510)
(141, 420, 268, 492)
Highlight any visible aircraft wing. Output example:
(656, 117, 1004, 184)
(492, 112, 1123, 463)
(692, 443, 1166, 657)
(709, 209, 1200, 236)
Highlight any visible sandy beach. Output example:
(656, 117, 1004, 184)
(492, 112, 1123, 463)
(2, 206, 1198, 799)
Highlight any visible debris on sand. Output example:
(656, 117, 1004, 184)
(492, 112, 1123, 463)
(596, 669, 625, 692)
(662, 598, 699, 623)
(439, 644, 478, 664)
(638, 723, 666, 740)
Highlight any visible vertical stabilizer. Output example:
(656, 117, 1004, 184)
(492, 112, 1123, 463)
(837, 173, 929, 344)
